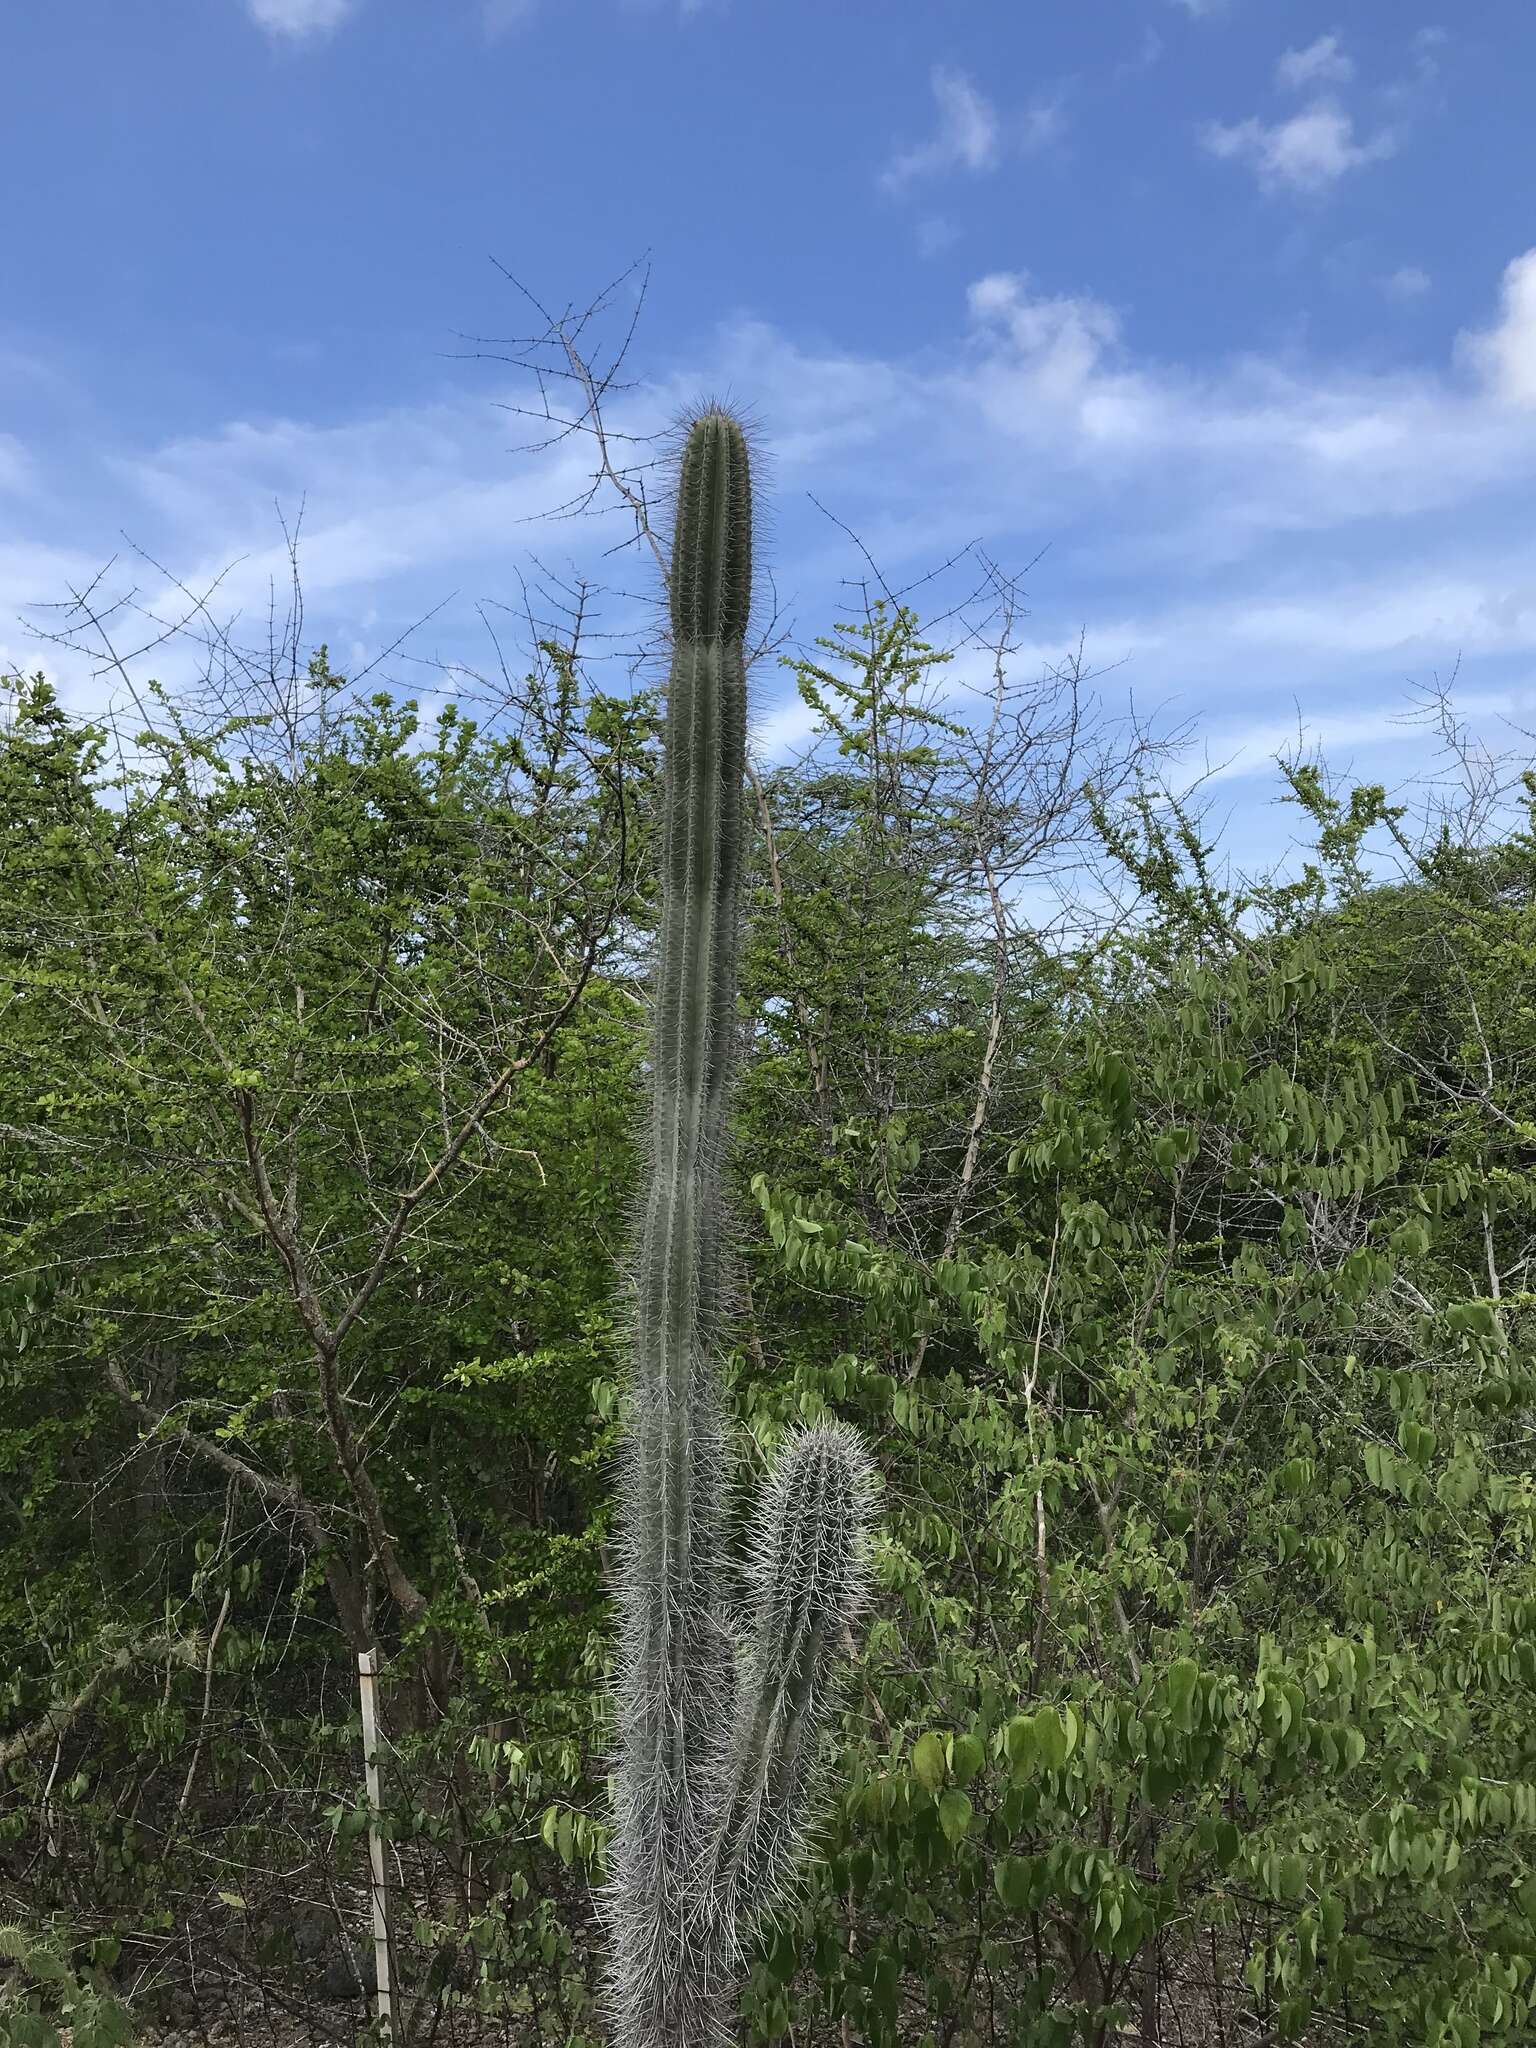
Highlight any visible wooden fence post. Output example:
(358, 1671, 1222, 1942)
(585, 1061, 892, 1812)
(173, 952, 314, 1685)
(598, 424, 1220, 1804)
(357, 1648, 393, 2041)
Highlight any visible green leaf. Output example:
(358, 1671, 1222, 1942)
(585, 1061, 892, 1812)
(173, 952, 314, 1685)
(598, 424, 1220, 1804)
(1034, 1706, 1068, 1771)
(950, 1731, 986, 1787)
(937, 1790, 973, 1846)
(911, 1731, 947, 1794)
(1141, 1758, 1182, 1806)
(1003, 1715, 1035, 1771)
(1167, 1658, 1199, 1732)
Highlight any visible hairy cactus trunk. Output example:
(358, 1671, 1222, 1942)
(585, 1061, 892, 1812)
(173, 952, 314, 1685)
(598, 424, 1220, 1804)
(605, 411, 874, 2048)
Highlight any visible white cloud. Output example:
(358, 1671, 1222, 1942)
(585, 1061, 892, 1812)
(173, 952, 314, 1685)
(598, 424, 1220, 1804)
(1203, 99, 1395, 193)
(881, 69, 1064, 193)
(667, 253, 1536, 679)
(749, 688, 821, 765)
(1203, 32, 1418, 196)
(483, 0, 538, 28)
(1211, 577, 1536, 662)
(882, 68, 1000, 189)
(107, 405, 600, 615)
(1202, 688, 1525, 785)
(1457, 250, 1536, 408)
(1276, 34, 1353, 93)
(965, 274, 1124, 410)
(60, 248, 1536, 616)
(1382, 265, 1431, 300)
(941, 266, 1536, 544)
(10, 246, 1536, 816)
(247, 0, 357, 38)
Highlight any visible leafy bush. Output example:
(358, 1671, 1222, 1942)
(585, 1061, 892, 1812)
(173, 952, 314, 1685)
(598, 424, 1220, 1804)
(1, 617, 1531, 2045)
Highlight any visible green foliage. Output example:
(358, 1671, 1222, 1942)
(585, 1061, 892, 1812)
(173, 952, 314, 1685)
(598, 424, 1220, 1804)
(1, 608, 1533, 2046)
(0, 650, 656, 2034)
(0, 1922, 133, 2048)
(732, 688, 1536, 2044)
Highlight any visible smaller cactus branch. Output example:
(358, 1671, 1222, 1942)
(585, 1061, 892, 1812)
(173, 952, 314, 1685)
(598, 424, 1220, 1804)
(711, 1421, 875, 1941)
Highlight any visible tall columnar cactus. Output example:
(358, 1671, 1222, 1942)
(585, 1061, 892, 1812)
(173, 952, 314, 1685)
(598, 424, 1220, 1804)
(606, 410, 875, 2048)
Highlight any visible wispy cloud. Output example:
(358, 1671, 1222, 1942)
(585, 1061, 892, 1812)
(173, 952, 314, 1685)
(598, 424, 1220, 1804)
(1203, 33, 1438, 197)
(933, 257, 1536, 530)
(1203, 98, 1395, 194)
(1201, 687, 1525, 785)
(10, 246, 1536, 801)
(1275, 34, 1353, 93)
(882, 68, 1001, 189)
(881, 67, 1065, 193)
(246, 0, 358, 39)
(26, 253, 1536, 600)
(1381, 265, 1432, 300)
(965, 274, 1123, 410)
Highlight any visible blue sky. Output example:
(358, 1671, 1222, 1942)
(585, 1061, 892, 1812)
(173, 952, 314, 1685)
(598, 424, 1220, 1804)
(4, 0, 1535, 867)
